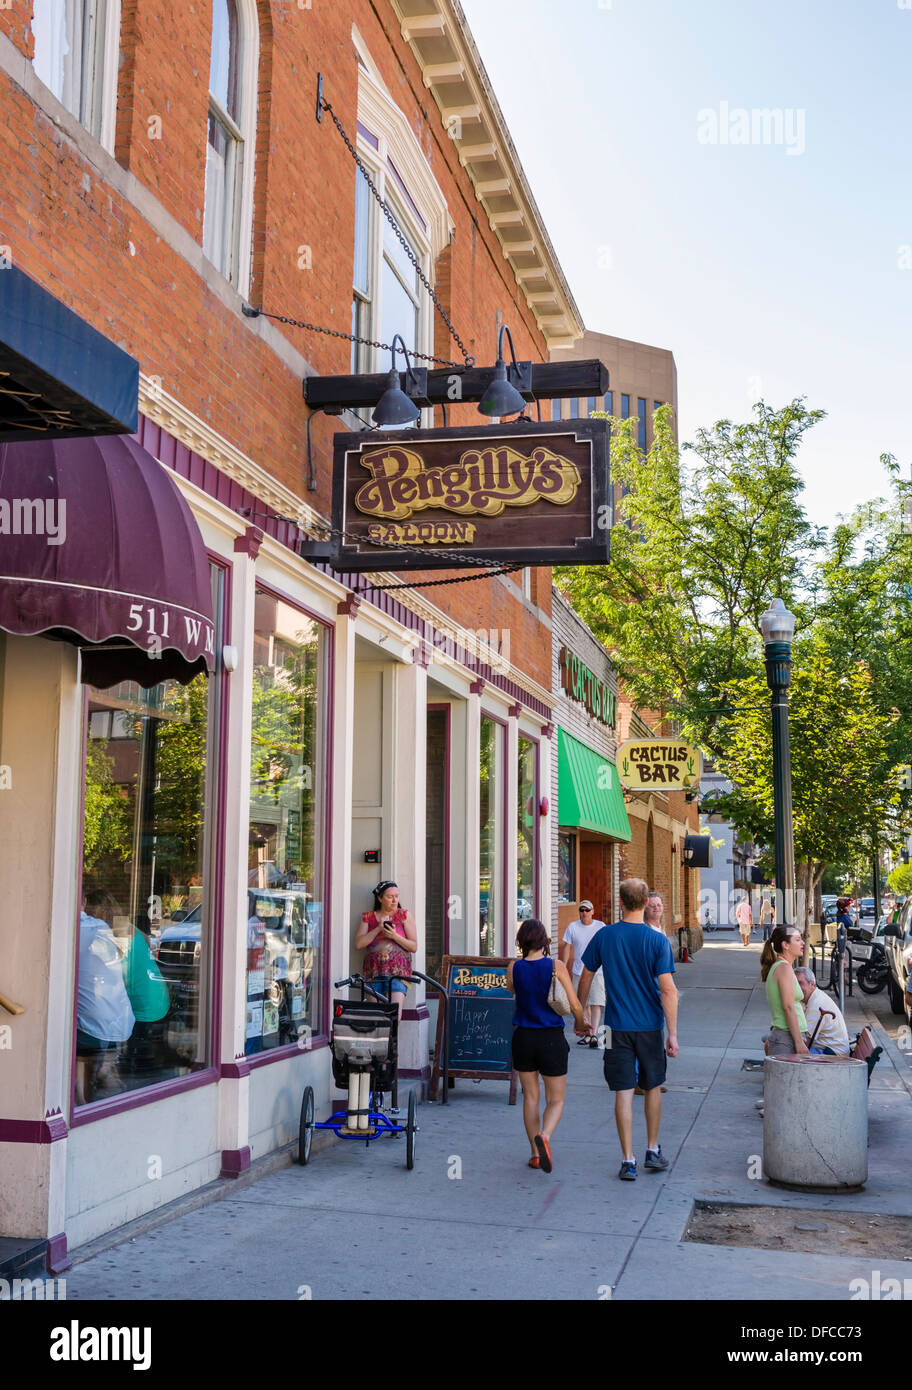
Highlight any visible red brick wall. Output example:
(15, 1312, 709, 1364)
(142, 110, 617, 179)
(0, 0, 553, 686)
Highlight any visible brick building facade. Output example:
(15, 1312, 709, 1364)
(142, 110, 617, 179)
(0, 0, 584, 1263)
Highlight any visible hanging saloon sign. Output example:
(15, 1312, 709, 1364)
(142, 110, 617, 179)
(330, 420, 610, 570)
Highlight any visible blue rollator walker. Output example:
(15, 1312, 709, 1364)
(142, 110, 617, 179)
(297, 970, 448, 1171)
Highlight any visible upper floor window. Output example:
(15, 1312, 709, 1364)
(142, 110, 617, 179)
(350, 40, 452, 393)
(202, 0, 258, 291)
(31, 0, 120, 148)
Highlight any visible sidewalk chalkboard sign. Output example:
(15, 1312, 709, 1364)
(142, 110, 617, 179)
(429, 956, 518, 1104)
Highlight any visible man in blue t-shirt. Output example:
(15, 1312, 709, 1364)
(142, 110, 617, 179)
(578, 877, 678, 1182)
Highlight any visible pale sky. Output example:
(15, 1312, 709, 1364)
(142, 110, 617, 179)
(460, 0, 912, 533)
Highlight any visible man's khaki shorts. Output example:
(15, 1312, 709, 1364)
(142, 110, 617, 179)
(578, 967, 605, 1008)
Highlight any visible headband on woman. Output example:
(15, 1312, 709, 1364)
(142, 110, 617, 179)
(374, 880, 397, 899)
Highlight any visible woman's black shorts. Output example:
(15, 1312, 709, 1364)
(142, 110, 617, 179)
(511, 1026, 570, 1076)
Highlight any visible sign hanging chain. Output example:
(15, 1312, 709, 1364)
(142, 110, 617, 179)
(239, 509, 526, 587)
(319, 93, 475, 370)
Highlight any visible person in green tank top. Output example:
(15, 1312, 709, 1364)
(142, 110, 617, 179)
(760, 926, 810, 1057)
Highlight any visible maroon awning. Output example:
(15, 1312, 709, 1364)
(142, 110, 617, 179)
(0, 433, 215, 688)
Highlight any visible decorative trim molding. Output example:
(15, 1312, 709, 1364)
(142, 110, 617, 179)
(219, 1059, 252, 1079)
(139, 374, 322, 531)
(389, 0, 583, 345)
(469, 677, 485, 695)
(47, 1234, 71, 1275)
(0, 1114, 69, 1144)
(220, 1147, 252, 1178)
(337, 594, 362, 619)
(357, 65, 455, 262)
(234, 525, 264, 558)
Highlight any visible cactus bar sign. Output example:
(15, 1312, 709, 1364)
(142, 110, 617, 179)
(616, 738, 702, 790)
(331, 420, 610, 571)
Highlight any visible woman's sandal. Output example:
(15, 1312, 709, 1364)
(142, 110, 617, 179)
(534, 1133, 553, 1173)
(576, 1035, 593, 1045)
(528, 1156, 541, 1168)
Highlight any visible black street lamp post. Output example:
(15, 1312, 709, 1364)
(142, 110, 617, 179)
(761, 599, 797, 930)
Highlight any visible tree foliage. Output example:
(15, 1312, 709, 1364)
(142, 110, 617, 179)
(556, 401, 912, 902)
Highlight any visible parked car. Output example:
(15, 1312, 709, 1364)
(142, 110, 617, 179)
(858, 897, 877, 919)
(883, 898, 912, 1022)
(155, 889, 316, 1039)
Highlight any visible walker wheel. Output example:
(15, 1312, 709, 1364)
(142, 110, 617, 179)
(297, 1085, 315, 1165)
(406, 1089, 417, 1170)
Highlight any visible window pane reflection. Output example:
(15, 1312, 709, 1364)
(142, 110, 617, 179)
(479, 717, 503, 956)
(247, 591, 328, 1051)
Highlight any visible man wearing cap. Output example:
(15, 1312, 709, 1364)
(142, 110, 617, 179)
(560, 900, 606, 1047)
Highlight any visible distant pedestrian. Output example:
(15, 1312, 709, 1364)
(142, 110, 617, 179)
(506, 919, 585, 1172)
(736, 895, 753, 946)
(644, 892, 665, 934)
(760, 926, 810, 1056)
(758, 894, 774, 942)
(576, 878, 679, 1182)
(559, 900, 606, 1047)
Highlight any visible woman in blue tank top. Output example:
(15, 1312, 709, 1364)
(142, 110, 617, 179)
(506, 919, 585, 1172)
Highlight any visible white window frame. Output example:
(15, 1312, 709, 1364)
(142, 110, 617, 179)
(202, 0, 258, 295)
(30, 0, 121, 152)
(352, 34, 453, 416)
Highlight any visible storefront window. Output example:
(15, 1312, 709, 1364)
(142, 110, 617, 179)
(557, 831, 576, 904)
(76, 563, 223, 1105)
(247, 590, 328, 1053)
(517, 737, 536, 925)
(479, 717, 503, 956)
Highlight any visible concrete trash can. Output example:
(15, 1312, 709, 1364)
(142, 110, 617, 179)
(762, 1054, 868, 1191)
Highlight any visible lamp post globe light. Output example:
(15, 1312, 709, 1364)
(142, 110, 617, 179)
(760, 599, 797, 930)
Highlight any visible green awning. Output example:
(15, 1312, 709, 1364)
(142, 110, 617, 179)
(557, 728, 631, 842)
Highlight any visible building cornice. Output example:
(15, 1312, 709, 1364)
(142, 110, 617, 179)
(389, 0, 583, 347)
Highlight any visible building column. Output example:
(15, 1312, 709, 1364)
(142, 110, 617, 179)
(392, 653, 428, 1086)
(459, 686, 482, 956)
(504, 714, 519, 957)
(0, 636, 81, 1269)
(330, 596, 359, 997)
(216, 530, 259, 1177)
(538, 729, 553, 937)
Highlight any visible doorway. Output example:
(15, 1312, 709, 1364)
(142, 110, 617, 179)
(580, 840, 612, 923)
(425, 706, 448, 979)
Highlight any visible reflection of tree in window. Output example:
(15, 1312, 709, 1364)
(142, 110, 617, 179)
(249, 628, 319, 884)
(517, 737, 535, 922)
(479, 717, 501, 956)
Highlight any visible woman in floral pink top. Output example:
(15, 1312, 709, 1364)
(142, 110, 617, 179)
(354, 881, 418, 1023)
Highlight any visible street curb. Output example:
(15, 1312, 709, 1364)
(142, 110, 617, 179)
(850, 991, 912, 1100)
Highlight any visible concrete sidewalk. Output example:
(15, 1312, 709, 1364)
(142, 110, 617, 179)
(64, 933, 912, 1301)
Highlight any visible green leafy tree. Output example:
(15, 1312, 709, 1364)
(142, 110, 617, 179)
(557, 401, 912, 924)
(709, 644, 901, 922)
(887, 863, 912, 896)
(557, 399, 824, 755)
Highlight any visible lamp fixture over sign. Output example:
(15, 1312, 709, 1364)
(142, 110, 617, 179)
(477, 324, 532, 418)
(372, 334, 427, 428)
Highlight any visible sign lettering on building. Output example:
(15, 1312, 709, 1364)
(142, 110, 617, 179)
(331, 421, 610, 570)
(616, 738, 703, 789)
(559, 646, 617, 728)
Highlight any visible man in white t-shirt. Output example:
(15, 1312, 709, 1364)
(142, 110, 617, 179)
(560, 900, 606, 1048)
(795, 966, 850, 1056)
(735, 895, 753, 945)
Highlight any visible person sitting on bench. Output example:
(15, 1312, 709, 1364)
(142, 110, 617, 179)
(795, 966, 850, 1056)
